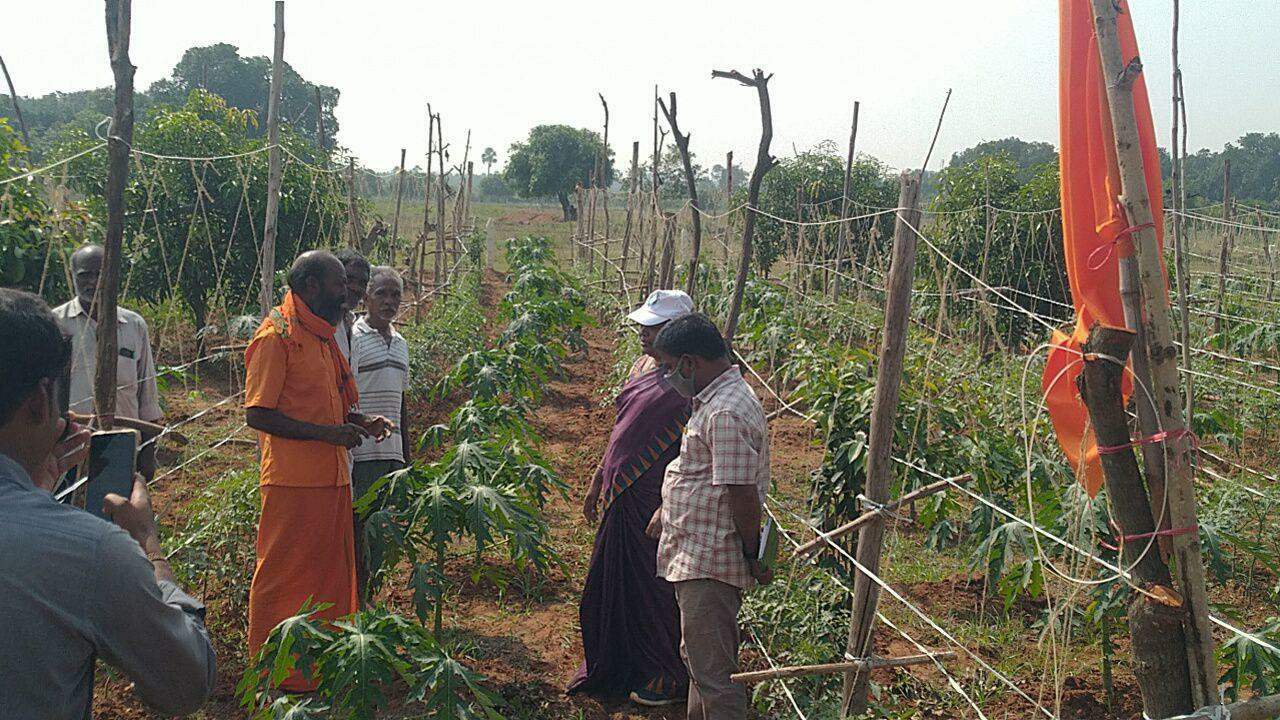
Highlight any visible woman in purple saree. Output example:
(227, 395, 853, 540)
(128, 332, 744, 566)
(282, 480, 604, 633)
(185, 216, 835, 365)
(568, 290, 693, 707)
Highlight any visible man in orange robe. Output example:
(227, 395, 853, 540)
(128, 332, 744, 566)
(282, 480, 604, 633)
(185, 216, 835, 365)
(243, 250, 392, 691)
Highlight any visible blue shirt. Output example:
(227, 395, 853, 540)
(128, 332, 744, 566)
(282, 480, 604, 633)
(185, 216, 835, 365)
(0, 453, 216, 719)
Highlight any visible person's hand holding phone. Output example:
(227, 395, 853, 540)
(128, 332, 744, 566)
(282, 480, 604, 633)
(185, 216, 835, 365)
(103, 475, 162, 558)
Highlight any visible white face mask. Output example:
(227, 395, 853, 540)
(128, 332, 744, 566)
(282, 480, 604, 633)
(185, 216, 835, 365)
(664, 359, 697, 398)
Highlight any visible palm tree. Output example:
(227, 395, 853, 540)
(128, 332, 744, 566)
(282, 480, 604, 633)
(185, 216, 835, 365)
(481, 147, 497, 175)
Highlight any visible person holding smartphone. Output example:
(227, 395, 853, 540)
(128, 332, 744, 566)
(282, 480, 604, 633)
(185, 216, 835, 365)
(0, 288, 216, 719)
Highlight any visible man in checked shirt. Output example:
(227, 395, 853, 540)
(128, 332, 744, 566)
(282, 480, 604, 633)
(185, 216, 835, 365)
(645, 312, 772, 720)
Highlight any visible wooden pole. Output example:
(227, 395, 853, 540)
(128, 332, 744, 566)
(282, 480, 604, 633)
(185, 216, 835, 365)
(657, 92, 703, 299)
(839, 173, 921, 717)
(619, 140, 641, 291)
(345, 156, 362, 248)
(434, 113, 445, 284)
(314, 86, 326, 151)
(732, 652, 956, 685)
(1089, 0, 1217, 702)
(96, 0, 135, 431)
(464, 160, 474, 230)
(1261, 209, 1275, 301)
(389, 147, 406, 265)
(1170, 0, 1194, 417)
(0, 54, 31, 148)
(1079, 326, 1193, 717)
(1215, 159, 1232, 336)
(714, 69, 777, 348)
(417, 107, 434, 316)
(795, 475, 970, 557)
(599, 93, 610, 243)
(724, 150, 734, 270)
(832, 101, 859, 301)
(257, 1, 285, 315)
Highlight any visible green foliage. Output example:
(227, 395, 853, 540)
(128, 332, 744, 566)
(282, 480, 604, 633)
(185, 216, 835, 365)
(1182, 133, 1280, 208)
(1218, 617, 1280, 702)
(165, 468, 260, 625)
(404, 266, 485, 396)
(504, 125, 612, 218)
(930, 153, 1066, 346)
(948, 138, 1058, 183)
(51, 90, 345, 329)
(0, 119, 93, 297)
(740, 142, 897, 275)
(240, 602, 502, 720)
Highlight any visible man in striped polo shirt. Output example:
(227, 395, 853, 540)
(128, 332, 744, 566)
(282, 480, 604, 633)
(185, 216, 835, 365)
(349, 266, 412, 601)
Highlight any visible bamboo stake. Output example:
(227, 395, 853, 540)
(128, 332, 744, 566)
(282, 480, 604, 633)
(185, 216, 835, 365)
(599, 93, 610, 243)
(1170, 0, 1194, 418)
(794, 475, 971, 557)
(389, 147, 406, 265)
(619, 140, 640, 291)
(314, 85, 326, 151)
(0, 53, 31, 148)
(1089, 0, 1217, 702)
(95, 0, 135, 431)
(434, 113, 445, 284)
(732, 652, 955, 685)
(1215, 159, 1232, 337)
(257, 1, 285, 315)
(839, 173, 922, 717)
(832, 101, 859, 301)
(345, 156, 361, 248)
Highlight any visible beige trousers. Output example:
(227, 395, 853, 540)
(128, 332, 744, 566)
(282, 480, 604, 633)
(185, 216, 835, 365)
(674, 578, 746, 720)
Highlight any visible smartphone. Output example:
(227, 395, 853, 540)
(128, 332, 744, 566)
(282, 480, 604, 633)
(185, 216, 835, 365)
(85, 429, 138, 520)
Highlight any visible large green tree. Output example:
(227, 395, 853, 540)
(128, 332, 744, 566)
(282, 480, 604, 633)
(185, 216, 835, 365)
(1, 44, 338, 157)
(948, 137, 1058, 183)
(504, 125, 612, 220)
(737, 142, 897, 275)
(149, 43, 338, 149)
(931, 152, 1065, 347)
(51, 90, 346, 331)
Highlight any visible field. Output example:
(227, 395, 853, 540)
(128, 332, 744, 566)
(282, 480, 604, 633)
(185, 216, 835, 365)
(3, 11, 1279, 715)
(53, 188, 1277, 720)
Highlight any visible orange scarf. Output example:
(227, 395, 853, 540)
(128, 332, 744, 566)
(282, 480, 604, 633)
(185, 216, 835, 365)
(282, 290, 360, 410)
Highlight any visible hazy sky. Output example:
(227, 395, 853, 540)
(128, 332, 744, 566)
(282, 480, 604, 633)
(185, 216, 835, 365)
(3, 1, 1277, 172)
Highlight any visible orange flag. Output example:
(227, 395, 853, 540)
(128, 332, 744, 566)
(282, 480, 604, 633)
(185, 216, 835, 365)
(1046, 0, 1166, 497)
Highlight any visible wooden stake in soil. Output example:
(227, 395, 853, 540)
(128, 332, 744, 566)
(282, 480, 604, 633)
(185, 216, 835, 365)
(838, 172, 921, 717)
(345, 156, 363, 248)
(1079, 325, 1193, 717)
(390, 147, 407, 265)
(832, 101, 859, 300)
(598, 93, 610, 242)
(0, 53, 31, 148)
(257, 0, 285, 315)
(724, 150, 734, 269)
(95, 0, 135, 430)
(714, 68, 777, 348)
(619, 140, 640, 291)
(1215, 159, 1232, 337)
(434, 113, 446, 283)
(1170, 0, 1195, 414)
(1089, 0, 1217, 702)
(657, 92, 702, 298)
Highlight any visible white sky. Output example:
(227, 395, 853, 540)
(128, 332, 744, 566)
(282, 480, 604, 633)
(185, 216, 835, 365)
(3, 0, 1277, 172)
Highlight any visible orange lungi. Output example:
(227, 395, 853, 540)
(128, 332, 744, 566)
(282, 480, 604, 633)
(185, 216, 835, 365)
(247, 483, 357, 692)
(243, 293, 362, 691)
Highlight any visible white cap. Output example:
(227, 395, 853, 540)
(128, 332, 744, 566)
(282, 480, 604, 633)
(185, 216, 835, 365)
(627, 289, 694, 326)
